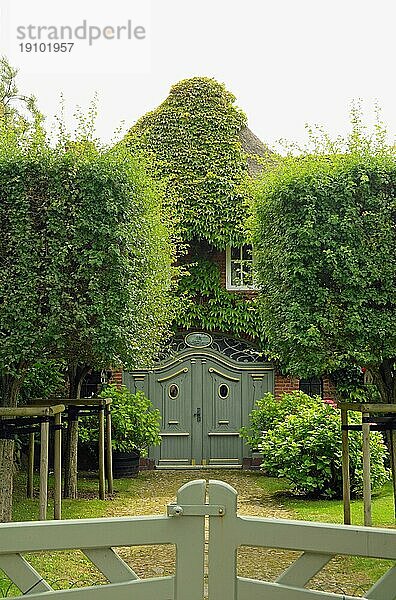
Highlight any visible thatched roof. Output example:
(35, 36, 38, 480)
(238, 126, 275, 177)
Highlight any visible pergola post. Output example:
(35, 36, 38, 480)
(98, 404, 106, 500)
(54, 412, 62, 520)
(338, 402, 396, 527)
(39, 418, 50, 521)
(362, 412, 372, 527)
(105, 404, 113, 495)
(341, 408, 351, 525)
(390, 429, 396, 518)
(27, 432, 35, 500)
(0, 405, 65, 521)
(27, 398, 111, 502)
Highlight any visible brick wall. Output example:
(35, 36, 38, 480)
(212, 249, 226, 286)
(322, 376, 337, 405)
(274, 373, 336, 403)
(274, 373, 300, 398)
(110, 368, 123, 388)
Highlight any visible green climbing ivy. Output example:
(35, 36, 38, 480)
(175, 256, 265, 343)
(125, 77, 251, 248)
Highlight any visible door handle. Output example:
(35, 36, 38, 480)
(194, 408, 201, 422)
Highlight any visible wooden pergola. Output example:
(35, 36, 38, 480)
(31, 398, 113, 500)
(338, 402, 396, 527)
(0, 404, 65, 520)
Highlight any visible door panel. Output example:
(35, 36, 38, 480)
(156, 364, 192, 465)
(204, 360, 243, 465)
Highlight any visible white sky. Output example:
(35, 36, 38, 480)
(1, 0, 396, 149)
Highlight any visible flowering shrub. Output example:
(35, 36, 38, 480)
(79, 385, 161, 456)
(240, 391, 318, 450)
(242, 391, 389, 498)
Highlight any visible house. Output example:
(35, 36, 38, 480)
(106, 79, 336, 468)
(119, 83, 333, 468)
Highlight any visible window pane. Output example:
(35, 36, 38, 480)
(228, 246, 254, 289)
(231, 247, 241, 260)
(241, 262, 253, 286)
(231, 261, 243, 286)
(218, 384, 229, 399)
(299, 378, 323, 398)
(242, 245, 253, 260)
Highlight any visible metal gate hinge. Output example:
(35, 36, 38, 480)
(167, 503, 226, 517)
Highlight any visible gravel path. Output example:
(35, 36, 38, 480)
(106, 469, 291, 519)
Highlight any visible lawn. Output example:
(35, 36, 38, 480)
(0, 470, 394, 597)
(254, 476, 396, 595)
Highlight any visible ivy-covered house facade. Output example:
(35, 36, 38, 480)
(119, 78, 335, 468)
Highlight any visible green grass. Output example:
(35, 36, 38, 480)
(257, 478, 396, 528)
(256, 476, 396, 589)
(12, 473, 108, 523)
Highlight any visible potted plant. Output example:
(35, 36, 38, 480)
(100, 384, 161, 478)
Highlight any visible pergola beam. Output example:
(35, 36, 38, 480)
(337, 402, 396, 413)
(0, 405, 65, 417)
(0, 405, 65, 520)
(29, 398, 113, 501)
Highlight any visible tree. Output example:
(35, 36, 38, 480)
(0, 58, 49, 520)
(47, 142, 174, 497)
(0, 56, 41, 133)
(253, 118, 396, 512)
(253, 131, 396, 403)
(0, 71, 174, 514)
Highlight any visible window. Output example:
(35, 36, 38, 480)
(218, 384, 229, 399)
(80, 370, 111, 398)
(226, 245, 255, 291)
(299, 377, 323, 398)
(168, 384, 179, 399)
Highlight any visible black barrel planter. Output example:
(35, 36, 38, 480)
(112, 450, 141, 478)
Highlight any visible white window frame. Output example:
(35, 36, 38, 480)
(226, 246, 256, 291)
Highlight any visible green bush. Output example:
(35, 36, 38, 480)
(240, 391, 318, 450)
(79, 384, 161, 455)
(243, 392, 389, 498)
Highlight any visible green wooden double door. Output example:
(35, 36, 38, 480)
(125, 347, 274, 467)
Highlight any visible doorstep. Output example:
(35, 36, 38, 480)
(155, 464, 242, 470)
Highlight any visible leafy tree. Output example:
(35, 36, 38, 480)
(0, 60, 51, 520)
(19, 360, 66, 404)
(0, 64, 174, 514)
(253, 115, 396, 511)
(253, 117, 396, 403)
(47, 141, 174, 497)
(0, 57, 41, 133)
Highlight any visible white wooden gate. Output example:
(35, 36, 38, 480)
(0, 480, 395, 599)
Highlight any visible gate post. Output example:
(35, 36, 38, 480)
(208, 480, 238, 599)
(174, 479, 206, 600)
